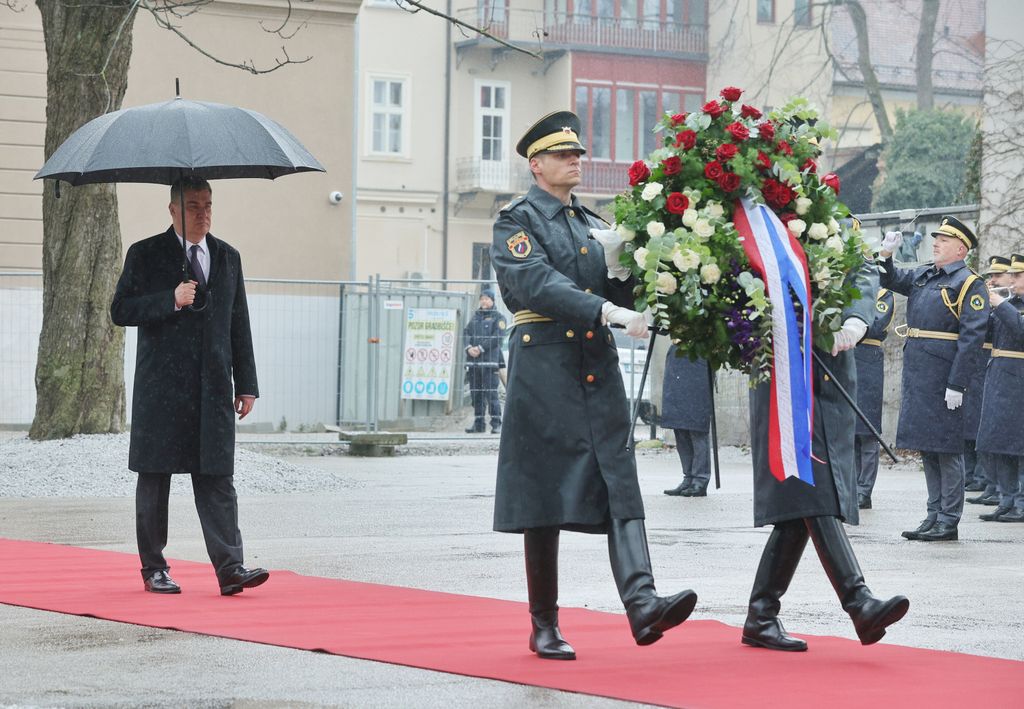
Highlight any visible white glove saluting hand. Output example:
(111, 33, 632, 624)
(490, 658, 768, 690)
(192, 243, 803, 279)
(944, 388, 964, 411)
(590, 227, 631, 281)
(830, 317, 868, 356)
(601, 301, 649, 339)
(879, 231, 902, 256)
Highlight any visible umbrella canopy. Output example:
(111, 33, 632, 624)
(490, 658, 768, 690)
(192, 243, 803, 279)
(34, 96, 325, 185)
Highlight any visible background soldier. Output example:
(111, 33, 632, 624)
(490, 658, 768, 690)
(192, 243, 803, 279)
(975, 253, 1024, 523)
(463, 288, 506, 434)
(661, 349, 713, 497)
(854, 287, 895, 510)
(879, 216, 989, 542)
(491, 111, 697, 660)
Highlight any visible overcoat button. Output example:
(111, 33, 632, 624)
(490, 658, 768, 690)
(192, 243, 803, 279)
(568, 208, 576, 217)
(824, 374, 831, 382)
(580, 246, 588, 255)
(585, 331, 594, 339)
(585, 288, 592, 293)
(522, 334, 531, 343)
(586, 374, 596, 383)
(566, 330, 575, 338)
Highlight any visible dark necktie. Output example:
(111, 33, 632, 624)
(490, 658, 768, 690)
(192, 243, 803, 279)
(189, 244, 207, 289)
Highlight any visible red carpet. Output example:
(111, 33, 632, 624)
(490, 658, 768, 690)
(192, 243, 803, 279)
(1, 538, 1021, 708)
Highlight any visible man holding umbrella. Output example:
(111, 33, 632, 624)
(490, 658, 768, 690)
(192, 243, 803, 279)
(111, 176, 269, 596)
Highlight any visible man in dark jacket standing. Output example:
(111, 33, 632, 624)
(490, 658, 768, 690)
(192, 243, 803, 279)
(463, 288, 506, 433)
(661, 349, 713, 497)
(491, 111, 697, 661)
(853, 287, 895, 509)
(111, 176, 269, 596)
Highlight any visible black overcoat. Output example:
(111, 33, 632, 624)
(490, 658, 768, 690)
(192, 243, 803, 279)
(976, 296, 1024, 457)
(111, 228, 258, 476)
(853, 288, 894, 436)
(660, 348, 711, 432)
(463, 308, 506, 368)
(749, 261, 878, 527)
(491, 184, 642, 533)
(880, 257, 988, 453)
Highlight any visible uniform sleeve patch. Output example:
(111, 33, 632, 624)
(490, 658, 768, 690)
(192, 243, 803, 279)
(876, 300, 889, 313)
(969, 293, 985, 311)
(507, 231, 533, 259)
(498, 319, 507, 330)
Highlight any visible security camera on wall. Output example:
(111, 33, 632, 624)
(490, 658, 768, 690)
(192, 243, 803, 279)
(328, 191, 343, 204)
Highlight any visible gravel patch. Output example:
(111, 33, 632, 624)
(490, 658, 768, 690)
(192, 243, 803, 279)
(0, 433, 360, 498)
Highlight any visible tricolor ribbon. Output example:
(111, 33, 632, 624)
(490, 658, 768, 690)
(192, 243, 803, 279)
(733, 198, 815, 485)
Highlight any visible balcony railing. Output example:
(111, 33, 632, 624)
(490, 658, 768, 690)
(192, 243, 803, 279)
(578, 160, 630, 196)
(454, 8, 707, 56)
(456, 156, 534, 193)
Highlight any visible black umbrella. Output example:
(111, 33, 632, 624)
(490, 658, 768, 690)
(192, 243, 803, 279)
(34, 82, 326, 308)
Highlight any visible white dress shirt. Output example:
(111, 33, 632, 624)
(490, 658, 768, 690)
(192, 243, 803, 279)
(176, 233, 210, 283)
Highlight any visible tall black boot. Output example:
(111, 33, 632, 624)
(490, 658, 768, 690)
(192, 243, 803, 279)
(805, 516, 910, 645)
(608, 518, 698, 646)
(524, 527, 576, 660)
(742, 520, 809, 651)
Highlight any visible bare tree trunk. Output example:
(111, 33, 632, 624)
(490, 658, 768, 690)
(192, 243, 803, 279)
(30, 0, 136, 439)
(845, 0, 893, 143)
(916, 0, 940, 110)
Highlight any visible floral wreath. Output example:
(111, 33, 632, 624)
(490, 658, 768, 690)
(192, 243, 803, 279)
(612, 86, 871, 381)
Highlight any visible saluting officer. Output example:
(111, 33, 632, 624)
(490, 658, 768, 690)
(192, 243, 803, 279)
(491, 111, 697, 660)
(853, 286, 895, 510)
(975, 253, 1024, 523)
(879, 217, 989, 541)
(463, 287, 507, 434)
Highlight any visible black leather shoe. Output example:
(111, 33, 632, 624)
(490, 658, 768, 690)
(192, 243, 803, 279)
(529, 614, 576, 660)
(967, 493, 1000, 506)
(858, 494, 872, 510)
(915, 522, 958, 541)
(626, 590, 698, 646)
(664, 482, 689, 496)
(220, 567, 270, 596)
(490, 424, 501, 434)
(684, 483, 708, 497)
(144, 570, 181, 594)
(980, 506, 1013, 522)
(964, 480, 986, 492)
(901, 519, 935, 540)
(997, 508, 1024, 523)
(741, 618, 808, 652)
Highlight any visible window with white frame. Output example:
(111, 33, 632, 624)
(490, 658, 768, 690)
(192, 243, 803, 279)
(477, 82, 510, 162)
(369, 77, 407, 156)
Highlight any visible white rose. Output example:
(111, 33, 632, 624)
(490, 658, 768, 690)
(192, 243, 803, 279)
(681, 208, 699, 227)
(807, 222, 829, 240)
(795, 197, 813, 216)
(825, 235, 845, 253)
(705, 201, 724, 219)
(655, 271, 678, 295)
(787, 218, 807, 236)
(641, 181, 664, 201)
(634, 246, 650, 267)
(828, 217, 840, 235)
(617, 224, 636, 241)
(693, 218, 716, 240)
(672, 248, 701, 272)
(700, 263, 722, 284)
(684, 188, 702, 205)
(646, 221, 666, 238)
(814, 267, 831, 286)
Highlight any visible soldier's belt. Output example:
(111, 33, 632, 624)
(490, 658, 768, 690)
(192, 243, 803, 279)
(991, 348, 1024, 360)
(513, 310, 554, 326)
(896, 325, 959, 342)
(984, 342, 993, 350)
(860, 338, 883, 347)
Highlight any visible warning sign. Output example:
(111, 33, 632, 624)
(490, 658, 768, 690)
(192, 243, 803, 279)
(401, 308, 457, 401)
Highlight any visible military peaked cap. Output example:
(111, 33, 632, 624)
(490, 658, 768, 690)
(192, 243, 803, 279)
(931, 215, 977, 250)
(1007, 253, 1024, 274)
(516, 111, 587, 159)
(983, 255, 1011, 275)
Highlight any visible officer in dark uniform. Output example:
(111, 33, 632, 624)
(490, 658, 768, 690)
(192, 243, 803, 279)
(491, 111, 697, 660)
(854, 287, 895, 509)
(661, 349, 713, 497)
(879, 216, 989, 541)
(463, 288, 506, 433)
(966, 256, 1013, 504)
(975, 253, 1024, 523)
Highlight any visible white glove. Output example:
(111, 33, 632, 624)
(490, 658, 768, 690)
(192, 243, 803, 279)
(879, 231, 902, 255)
(590, 227, 631, 281)
(601, 301, 649, 339)
(830, 317, 869, 355)
(944, 388, 963, 411)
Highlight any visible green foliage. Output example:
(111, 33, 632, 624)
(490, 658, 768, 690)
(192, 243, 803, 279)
(872, 110, 979, 211)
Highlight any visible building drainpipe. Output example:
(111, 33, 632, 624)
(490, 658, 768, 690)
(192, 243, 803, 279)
(350, 14, 360, 281)
(441, 0, 452, 280)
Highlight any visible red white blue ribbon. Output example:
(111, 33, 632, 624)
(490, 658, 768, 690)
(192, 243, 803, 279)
(734, 198, 815, 485)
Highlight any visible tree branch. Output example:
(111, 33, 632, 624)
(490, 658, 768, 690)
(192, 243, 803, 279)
(398, 0, 543, 60)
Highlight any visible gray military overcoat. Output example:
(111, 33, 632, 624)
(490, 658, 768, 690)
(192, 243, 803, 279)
(976, 296, 1024, 457)
(853, 288, 894, 436)
(491, 184, 643, 533)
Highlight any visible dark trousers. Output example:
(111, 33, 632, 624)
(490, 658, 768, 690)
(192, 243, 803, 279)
(672, 428, 710, 486)
(136, 473, 243, 583)
(468, 366, 501, 427)
(920, 452, 965, 526)
(855, 434, 880, 497)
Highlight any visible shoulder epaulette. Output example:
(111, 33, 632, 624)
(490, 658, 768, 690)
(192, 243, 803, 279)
(500, 195, 527, 213)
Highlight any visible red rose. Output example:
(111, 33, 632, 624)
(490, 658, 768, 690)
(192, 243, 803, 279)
(702, 100, 727, 119)
(776, 140, 793, 156)
(716, 143, 739, 162)
(704, 160, 724, 180)
(720, 86, 743, 102)
(725, 122, 750, 142)
(778, 212, 798, 226)
(822, 172, 841, 195)
(802, 158, 817, 174)
(662, 156, 682, 176)
(675, 129, 697, 150)
(666, 192, 689, 215)
(670, 113, 688, 126)
(740, 104, 762, 120)
(717, 172, 741, 193)
(762, 178, 794, 210)
(758, 122, 776, 141)
(628, 160, 651, 187)
(755, 150, 772, 171)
